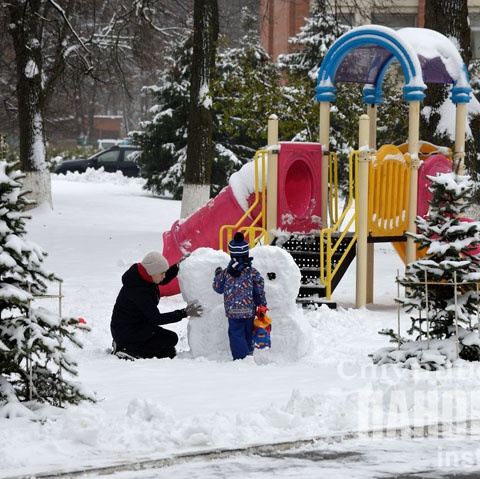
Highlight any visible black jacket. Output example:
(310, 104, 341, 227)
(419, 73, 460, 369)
(110, 263, 186, 348)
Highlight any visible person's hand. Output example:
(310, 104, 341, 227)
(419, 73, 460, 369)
(178, 253, 190, 265)
(185, 300, 203, 317)
(215, 266, 222, 276)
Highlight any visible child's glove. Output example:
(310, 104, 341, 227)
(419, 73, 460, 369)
(215, 266, 222, 276)
(185, 300, 203, 317)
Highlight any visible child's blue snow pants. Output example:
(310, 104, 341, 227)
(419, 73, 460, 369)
(228, 316, 254, 360)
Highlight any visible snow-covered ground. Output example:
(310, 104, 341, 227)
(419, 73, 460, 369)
(2, 169, 480, 478)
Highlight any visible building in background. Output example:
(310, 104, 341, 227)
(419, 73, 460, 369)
(260, 0, 310, 61)
(260, 0, 480, 60)
(93, 116, 123, 142)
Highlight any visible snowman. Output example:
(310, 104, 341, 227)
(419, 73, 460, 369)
(177, 244, 312, 363)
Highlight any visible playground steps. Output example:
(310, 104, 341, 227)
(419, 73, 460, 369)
(277, 233, 356, 309)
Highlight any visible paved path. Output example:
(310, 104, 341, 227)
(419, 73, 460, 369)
(10, 427, 480, 479)
(78, 429, 480, 479)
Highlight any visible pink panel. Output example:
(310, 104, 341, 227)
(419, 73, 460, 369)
(276, 142, 322, 233)
(417, 154, 452, 218)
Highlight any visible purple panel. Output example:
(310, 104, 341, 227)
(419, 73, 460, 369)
(334, 47, 454, 85)
(335, 45, 393, 83)
(418, 55, 453, 84)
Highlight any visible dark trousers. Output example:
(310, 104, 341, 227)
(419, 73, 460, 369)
(228, 316, 254, 360)
(124, 328, 178, 359)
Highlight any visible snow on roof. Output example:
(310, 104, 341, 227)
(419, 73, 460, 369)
(316, 25, 471, 104)
(397, 28, 470, 88)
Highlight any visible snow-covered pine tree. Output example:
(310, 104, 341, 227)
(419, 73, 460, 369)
(0, 158, 93, 413)
(276, 0, 351, 144)
(133, 11, 256, 201)
(277, 0, 348, 81)
(132, 28, 192, 200)
(396, 171, 480, 344)
(277, 0, 408, 192)
(134, 6, 287, 199)
(212, 6, 282, 169)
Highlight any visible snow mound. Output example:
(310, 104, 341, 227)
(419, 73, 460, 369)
(178, 246, 312, 363)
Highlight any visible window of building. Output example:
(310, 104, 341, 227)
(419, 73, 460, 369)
(372, 13, 417, 29)
(470, 14, 480, 59)
(334, 12, 355, 27)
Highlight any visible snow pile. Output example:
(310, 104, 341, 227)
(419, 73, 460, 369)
(1, 173, 480, 477)
(373, 339, 458, 370)
(373, 326, 480, 370)
(52, 166, 145, 186)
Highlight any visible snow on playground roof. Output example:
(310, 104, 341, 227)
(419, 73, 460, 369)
(397, 28, 470, 88)
(317, 25, 471, 103)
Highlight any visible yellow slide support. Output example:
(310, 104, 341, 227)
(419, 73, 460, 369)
(219, 149, 268, 250)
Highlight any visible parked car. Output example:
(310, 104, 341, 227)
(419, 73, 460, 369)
(54, 145, 142, 177)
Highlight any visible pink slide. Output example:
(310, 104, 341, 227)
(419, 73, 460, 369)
(160, 185, 251, 296)
(160, 142, 323, 297)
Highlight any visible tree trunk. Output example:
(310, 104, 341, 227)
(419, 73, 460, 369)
(420, 0, 480, 197)
(181, 0, 219, 218)
(8, 0, 52, 208)
(425, 0, 471, 66)
(421, 0, 477, 182)
(16, 70, 52, 207)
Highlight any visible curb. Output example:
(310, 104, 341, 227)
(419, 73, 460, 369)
(6, 419, 480, 479)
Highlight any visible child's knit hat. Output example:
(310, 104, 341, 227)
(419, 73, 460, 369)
(228, 232, 249, 258)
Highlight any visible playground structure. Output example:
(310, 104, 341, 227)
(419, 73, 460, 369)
(160, 25, 473, 308)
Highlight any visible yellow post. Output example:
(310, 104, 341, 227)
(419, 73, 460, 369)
(356, 114, 370, 308)
(406, 101, 421, 266)
(366, 104, 377, 304)
(368, 104, 377, 150)
(266, 114, 279, 244)
(454, 102, 467, 175)
(319, 101, 330, 227)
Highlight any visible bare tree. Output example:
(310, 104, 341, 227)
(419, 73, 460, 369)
(1, 0, 189, 207)
(6, 0, 72, 206)
(181, 0, 219, 218)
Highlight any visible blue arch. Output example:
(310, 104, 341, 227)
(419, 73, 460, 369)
(362, 55, 396, 104)
(316, 27, 426, 104)
(451, 65, 472, 103)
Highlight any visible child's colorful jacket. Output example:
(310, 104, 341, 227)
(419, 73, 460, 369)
(213, 263, 266, 319)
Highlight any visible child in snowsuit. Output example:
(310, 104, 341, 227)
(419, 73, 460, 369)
(213, 232, 267, 360)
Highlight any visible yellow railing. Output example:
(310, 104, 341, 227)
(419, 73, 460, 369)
(219, 149, 268, 251)
(320, 150, 358, 299)
(328, 151, 340, 225)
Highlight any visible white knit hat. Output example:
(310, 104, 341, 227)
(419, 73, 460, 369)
(141, 251, 169, 276)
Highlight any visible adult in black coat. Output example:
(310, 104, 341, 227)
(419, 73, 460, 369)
(110, 251, 202, 359)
